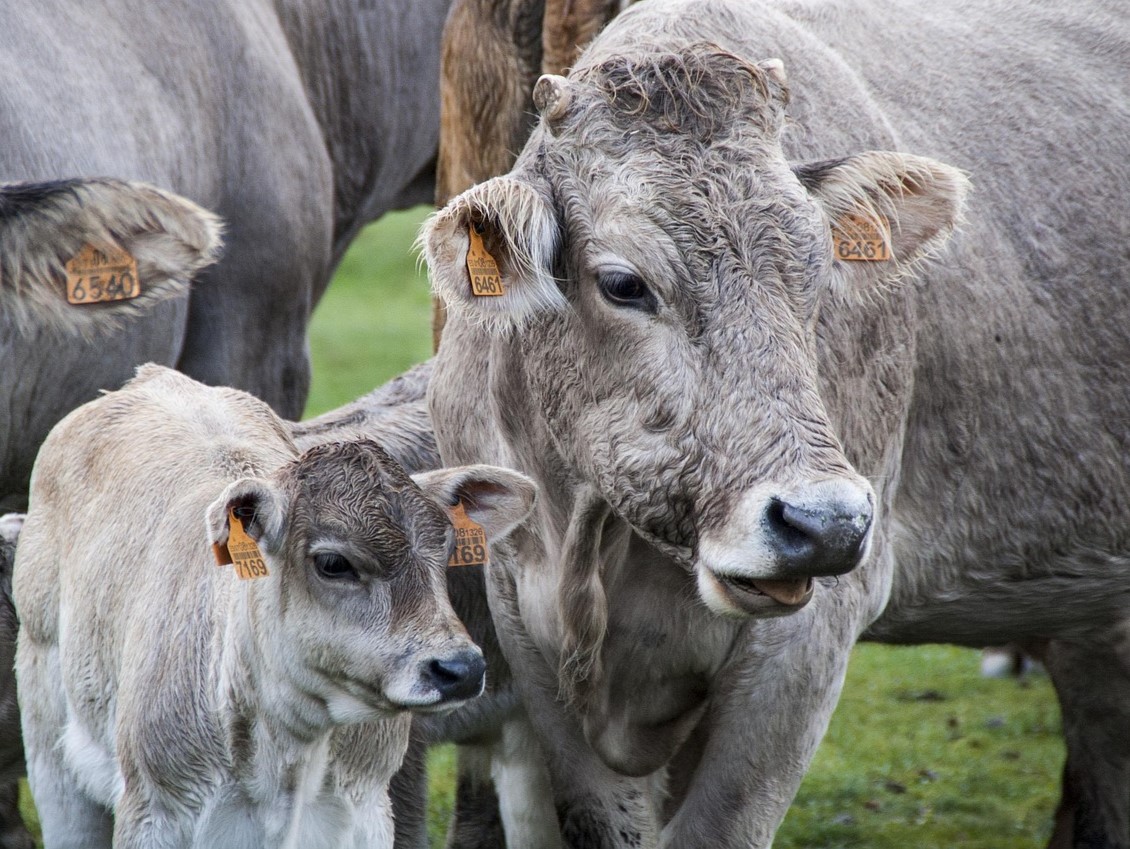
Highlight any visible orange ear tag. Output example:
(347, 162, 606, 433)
(448, 502, 489, 567)
(466, 226, 505, 297)
(213, 508, 270, 580)
(65, 243, 142, 304)
(832, 213, 891, 262)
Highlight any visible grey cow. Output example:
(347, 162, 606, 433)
(0, 178, 223, 508)
(423, 0, 1130, 846)
(0, 0, 453, 498)
(13, 365, 536, 848)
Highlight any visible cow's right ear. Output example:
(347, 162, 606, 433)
(0, 178, 222, 337)
(422, 175, 565, 333)
(205, 478, 288, 557)
(413, 465, 538, 543)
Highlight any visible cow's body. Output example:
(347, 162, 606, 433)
(424, 1, 1130, 846)
(0, 0, 451, 483)
(13, 365, 535, 849)
(0, 178, 223, 509)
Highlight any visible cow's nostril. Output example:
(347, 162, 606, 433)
(424, 649, 486, 702)
(764, 485, 872, 578)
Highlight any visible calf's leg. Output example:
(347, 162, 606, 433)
(18, 645, 113, 849)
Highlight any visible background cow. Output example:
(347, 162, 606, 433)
(0, 178, 223, 510)
(13, 364, 536, 848)
(0, 515, 28, 849)
(423, 0, 1130, 846)
(0, 0, 454, 508)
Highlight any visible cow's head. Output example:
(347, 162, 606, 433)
(425, 45, 967, 623)
(206, 440, 536, 720)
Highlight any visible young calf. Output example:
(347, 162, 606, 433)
(13, 364, 535, 849)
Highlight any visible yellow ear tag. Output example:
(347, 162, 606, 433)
(448, 502, 489, 567)
(832, 213, 891, 262)
(466, 225, 505, 297)
(65, 242, 142, 304)
(216, 508, 270, 580)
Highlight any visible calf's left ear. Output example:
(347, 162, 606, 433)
(205, 478, 288, 556)
(413, 466, 537, 543)
(797, 151, 970, 300)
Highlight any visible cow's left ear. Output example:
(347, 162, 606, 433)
(422, 173, 565, 334)
(413, 465, 537, 543)
(797, 151, 970, 300)
(205, 478, 288, 556)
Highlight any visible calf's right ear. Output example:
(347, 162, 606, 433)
(205, 479, 288, 557)
(422, 175, 564, 333)
(413, 466, 538, 543)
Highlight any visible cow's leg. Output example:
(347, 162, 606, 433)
(1043, 629, 1130, 849)
(390, 727, 430, 849)
(445, 743, 507, 849)
(488, 574, 659, 849)
(659, 600, 859, 849)
(18, 645, 113, 849)
(0, 781, 33, 849)
(492, 716, 561, 849)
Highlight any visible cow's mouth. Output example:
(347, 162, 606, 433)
(714, 572, 813, 614)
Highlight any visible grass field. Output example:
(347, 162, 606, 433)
(20, 207, 1065, 847)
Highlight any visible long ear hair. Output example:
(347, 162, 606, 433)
(556, 487, 612, 709)
(422, 173, 565, 334)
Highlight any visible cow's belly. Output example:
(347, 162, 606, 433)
(869, 533, 1130, 646)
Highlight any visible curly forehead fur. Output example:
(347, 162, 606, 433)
(283, 440, 448, 559)
(566, 41, 788, 144)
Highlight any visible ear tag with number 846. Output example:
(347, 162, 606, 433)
(448, 502, 489, 567)
(212, 508, 270, 580)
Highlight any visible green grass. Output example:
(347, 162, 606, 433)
(19, 208, 1066, 847)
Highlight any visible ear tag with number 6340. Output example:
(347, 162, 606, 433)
(448, 502, 489, 567)
(466, 225, 505, 297)
(212, 508, 270, 580)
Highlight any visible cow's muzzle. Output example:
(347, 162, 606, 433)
(695, 477, 874, 617)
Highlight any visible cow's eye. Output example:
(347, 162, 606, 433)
(597, 271, 655, 312)
(313, 552, 360, 582)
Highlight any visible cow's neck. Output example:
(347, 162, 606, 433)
(270, 0, 449, 262)
(216, 593, 339, 795)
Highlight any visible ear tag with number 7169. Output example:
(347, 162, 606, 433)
(212, 508, 270, 580)
(448, 502, 489, 567)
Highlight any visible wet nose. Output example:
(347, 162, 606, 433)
(422, 648, 486, 703)
(764, 481, 873, 577)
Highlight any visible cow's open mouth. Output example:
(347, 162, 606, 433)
(718, 574, 814, 610)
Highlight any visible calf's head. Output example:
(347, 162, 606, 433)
(426, 44, 967, 618)
(206, 440, 535, 721)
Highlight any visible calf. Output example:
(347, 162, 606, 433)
(13, 365, 535, 848)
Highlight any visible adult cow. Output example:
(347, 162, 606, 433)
(423, 1, 1130, 847)
(0, 0, 452, 454)
(0, 178, 222, 509)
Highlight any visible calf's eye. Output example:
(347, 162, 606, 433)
(313, 552, 360, 582)
(598, 271, 656, 312)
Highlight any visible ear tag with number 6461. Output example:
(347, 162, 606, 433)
(466, 225, 505, 297)
(212, 508, 270, 580)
